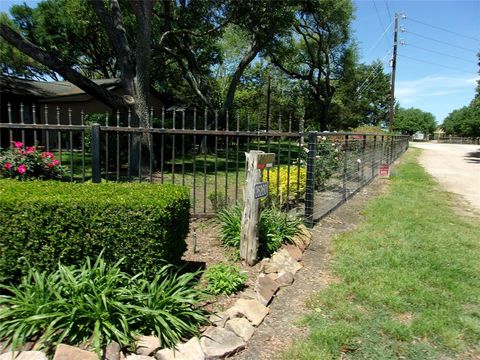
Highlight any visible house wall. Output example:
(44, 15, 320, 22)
(38, 90, 164, 125)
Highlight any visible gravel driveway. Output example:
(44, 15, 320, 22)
(411, 142, 480, 212)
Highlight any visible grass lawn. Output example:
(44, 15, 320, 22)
(284, 148, 480, 359)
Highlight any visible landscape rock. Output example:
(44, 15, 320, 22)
(136, 336, 161, 356)
(52, 344, 97, 360)
(200, 327, 246, 359)
(125, 355, 155, 360)
(291, 235, 306, 252)
(283, 244, 303, 261)
(225, 306, 243, 320)
(259, 259, 279, 274)
(275, 271, 294, 287)
(232, 299, 269, 326)
(0, 351, 47, 360)
(104, 341, 121, 360)
(254, 274, 279, 305)
(270, 249, 303, 275)
(156, 337, 204, 360)
(225, 318, 255, 342)
(209, 312, 229, 328)
(238, 288, 257, 300)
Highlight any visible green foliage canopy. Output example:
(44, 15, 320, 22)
(393, 107, 436, 135)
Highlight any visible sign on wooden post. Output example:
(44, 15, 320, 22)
(240, 151, 275, 265)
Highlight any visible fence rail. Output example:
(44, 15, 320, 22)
(1, 104, 409, 223)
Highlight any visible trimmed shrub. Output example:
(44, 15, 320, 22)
(0, 256, 207, 354)
(0, 180, 190, 283)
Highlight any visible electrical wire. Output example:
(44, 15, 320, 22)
(364, 20, 394, 60)
(405, 17, 480, 42)
(385, 0, 393, 23)
(356, 52, 391, 96)
(398, 54, 475, 74)
(404, 30, 477, 53)
(405, 43, 474, 63)
(372, 0, 391, 48)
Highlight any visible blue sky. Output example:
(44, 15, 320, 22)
(1, 0, 479, 123)
(353, 0, 479, 123)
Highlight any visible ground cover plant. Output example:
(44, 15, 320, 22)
(204, 263, 248, 295)
(217, 205, 302, 258)
(0, 180, 190, 283)
(283, 149, 480, 359)
(0, 256, 207, 355)
(0, 142, 64, 180)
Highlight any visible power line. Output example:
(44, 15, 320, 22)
(364, 19, 394, 59)
(404, 43, 474, 64)
(356, 51, 391, 96)
(405, 17, 480, 42)
(385, 1, 393, 23)
(371, 0, 390, 48)
(402, 29, 477, 53)
(398, 54, 475, 74)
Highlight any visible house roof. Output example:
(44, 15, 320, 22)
(0, 76, 121, 99)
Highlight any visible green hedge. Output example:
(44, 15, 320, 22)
(0, 180, 190, 284)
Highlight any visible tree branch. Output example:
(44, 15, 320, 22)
(0, 24, 127, 109)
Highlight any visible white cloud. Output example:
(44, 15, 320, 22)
(396, 75, 478, 105)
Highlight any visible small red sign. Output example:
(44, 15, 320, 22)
(257, 163, 266, 170)
(379, 163, 389, 177)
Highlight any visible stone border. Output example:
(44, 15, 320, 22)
(1, 226, 312, 360)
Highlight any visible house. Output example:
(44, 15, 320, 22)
(0, 75, 165, 126)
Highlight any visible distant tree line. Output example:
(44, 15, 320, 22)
(442, 52, 480, 138)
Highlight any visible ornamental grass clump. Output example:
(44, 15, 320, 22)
(217, 205, 301, 257)
(0, 142, 64, 180)
(0, 256, 208, 355)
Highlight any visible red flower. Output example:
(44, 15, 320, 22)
(17, 164, 27, 174)
(14, 141, 23, 149)
(41, 152, 55, 159)
(25, 146, 36, 154)
(4, 163, 12, 170)
(52, 159, 60, 166)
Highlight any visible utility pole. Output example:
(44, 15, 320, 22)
(388, 13, 399, 132)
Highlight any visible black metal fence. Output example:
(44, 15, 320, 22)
(1, 104, 409, 223)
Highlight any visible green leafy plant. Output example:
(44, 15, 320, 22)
(217, 205, 301, 257)
(0, 256, 207, 355)
(217, 204, 243, 248)
(0, 180, 190, 284)
(0, 142, 64, 180)
(204, 263, 248, 295)
(259, 207, 302, 256)
(208, 191, 230, 212)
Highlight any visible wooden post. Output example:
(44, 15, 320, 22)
(240, 151, 263, 265)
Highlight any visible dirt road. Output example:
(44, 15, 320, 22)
(410, 142, 480, 212)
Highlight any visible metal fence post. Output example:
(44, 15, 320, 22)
(343, 134, 349, 201)
(305, 131, 317, 228)
(91, 123, 101, 183)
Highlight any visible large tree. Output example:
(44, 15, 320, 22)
(269, 0, 355, 131)
(1, 0, 153, 127)
(393, 107, 436, 136)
